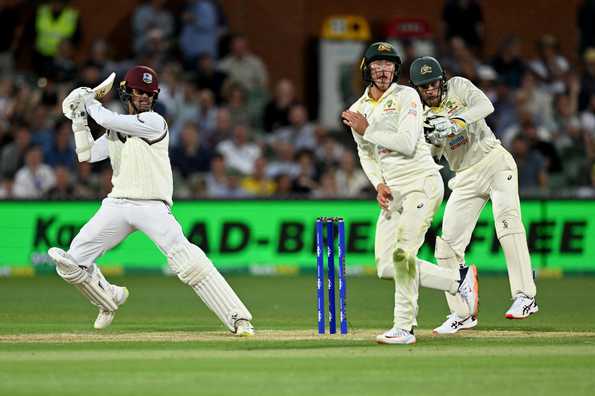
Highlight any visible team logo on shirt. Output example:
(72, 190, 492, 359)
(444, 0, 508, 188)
(143, 73, 153, 84)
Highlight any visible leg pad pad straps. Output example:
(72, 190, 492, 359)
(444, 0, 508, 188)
(49, 248, 118, 312)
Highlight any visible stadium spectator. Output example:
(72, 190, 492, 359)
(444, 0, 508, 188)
(132, 0, 174, 56)
(0, 125, 31, 178)
(197, 89, 218, 135)
(515, 70, 555, 131)
(334, 152, 369, 197)
(204, 153, 228, 196)
(579, 48, 595, 111)
(32, 0, 82, 76)
(312, 170, 338, 198)
(291, 149, 318, 195)
(216, 124, 261, 175)
(0, 174, 13, 198)
(194, 53, 228, 104)
(262, 78, 297, 133)
(510, 135, 548, 193)
(218, 34, 268, 94)
(72, 161, 98, 199)
(170, 82, 200, 145)
(271, 103, 316, 151)
(491, 36, 526, 89)
(222, 81, 251, 127)
(179, 0, 223, 67)
(13, 145, 56, 198)
(441, 37, 479, 81)
(528, 35, 570, 94)
(266, 141, 299, 179)
(207, 106, 233, 148)
(241, 157, 275, 196)
(44, 121, 75, 171)
(442, 0, 484, 54)
(45, 165, 74, 199)
(0, 0, 26, 75)
(171, 121, 213, 178)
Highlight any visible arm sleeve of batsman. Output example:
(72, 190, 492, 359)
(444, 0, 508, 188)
(86, 99, 167, 140)
(352, 131, 383, 188)
(90, 134, 109, 163)
(449, 77, 494, 125)
(362, 90, 422, 157)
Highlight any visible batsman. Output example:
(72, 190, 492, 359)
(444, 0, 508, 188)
(342, 43, 478, 345)
(409, 56, 538, 334)
(50, 65, 254, 335)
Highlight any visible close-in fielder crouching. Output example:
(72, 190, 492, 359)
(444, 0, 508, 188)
(409, 56, 538, 335)
(50, 65, 253, 335)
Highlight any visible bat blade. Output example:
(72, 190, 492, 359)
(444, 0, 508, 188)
(93, 72, 116, 99)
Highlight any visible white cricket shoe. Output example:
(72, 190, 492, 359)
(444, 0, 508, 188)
(505, 295, 539, 319)
(376, 327, 416, 345)
(432, 313, 477, 335)
(94, 286, 129, 330)
(234, 319, 255, 337)
(459, 265, 479, 317)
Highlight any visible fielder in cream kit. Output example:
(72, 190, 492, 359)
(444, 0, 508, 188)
(342, 42, 478, 345)
(51, 65, 254, 335)
(410, 57, 538, 334)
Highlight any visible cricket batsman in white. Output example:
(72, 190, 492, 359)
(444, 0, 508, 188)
(409, 56, 538, 335)
(342, 42, 478, 345)
(49, 65, 254, 335)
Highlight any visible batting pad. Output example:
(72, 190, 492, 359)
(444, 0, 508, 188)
(192, 270, 253, 332)
(49, 247, 118, 312)
(168, 242, 252, 332)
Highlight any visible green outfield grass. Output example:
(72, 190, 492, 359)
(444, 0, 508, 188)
(1, 275, 594, 395)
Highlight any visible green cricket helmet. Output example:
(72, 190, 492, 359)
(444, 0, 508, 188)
(409, 56, 448, 105)
(360, 42, 402, 84)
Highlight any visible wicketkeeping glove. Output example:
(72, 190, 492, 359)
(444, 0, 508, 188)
(428, 116, 465, 136)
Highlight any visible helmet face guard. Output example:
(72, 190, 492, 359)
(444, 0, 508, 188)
(409, 56, 448, 106)
(361, 42, 402, 86)
(118, 65, 160, 112)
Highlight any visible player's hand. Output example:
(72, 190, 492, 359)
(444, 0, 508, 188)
(376, 183, 393, 210)
(341, 110, 368, 135)
(427, 116, 464, 137)
(63, 87, 95, 120)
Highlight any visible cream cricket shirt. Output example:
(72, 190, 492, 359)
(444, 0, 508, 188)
(349, 83, 441, 190)
(426, 77, 500, 172)
(86, 100, 174, 206)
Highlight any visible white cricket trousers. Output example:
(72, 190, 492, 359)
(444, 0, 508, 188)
(68, 197, 186, 267)
(375, 173, 451, 331)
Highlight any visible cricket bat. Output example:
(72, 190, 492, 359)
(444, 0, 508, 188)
(93, 72, 116, 99)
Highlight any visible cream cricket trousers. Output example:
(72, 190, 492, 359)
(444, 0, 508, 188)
(439, 145, 537, 317)
(375, 173, 460, 331)
(68, 198, 186, 266)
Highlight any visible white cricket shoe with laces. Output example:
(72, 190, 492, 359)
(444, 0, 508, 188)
(234, 319, 255, 336)
(505, 295, 539, 319)
(432, 313, 477, 335)
(376, 327, 416, 345)
(433, 265, 479, 335)
(94, 286, 129, 330)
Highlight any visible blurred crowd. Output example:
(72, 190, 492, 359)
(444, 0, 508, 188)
(0, 0, 594, 200)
